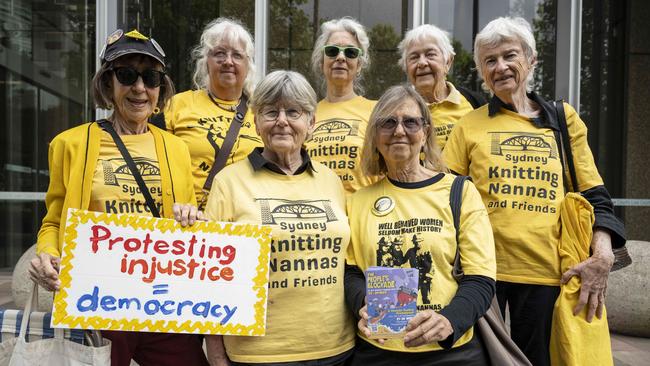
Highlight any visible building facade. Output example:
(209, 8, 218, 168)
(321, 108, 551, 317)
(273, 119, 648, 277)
(0, 0, 647, 268)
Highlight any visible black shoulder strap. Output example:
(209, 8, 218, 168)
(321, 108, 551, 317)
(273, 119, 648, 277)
(555, 100, 579, 192)
(149, 112, 167, 130)
(457, 86, 487, 109)
(97, 120, 161, 217)
(202, 94, 249, 194)
(450, 175, 471, 282)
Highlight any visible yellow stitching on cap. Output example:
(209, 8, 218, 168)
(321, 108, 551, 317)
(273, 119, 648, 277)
(125, 29, 149, 41)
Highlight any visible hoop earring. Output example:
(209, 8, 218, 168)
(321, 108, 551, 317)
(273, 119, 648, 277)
(153, 107, 161, 114)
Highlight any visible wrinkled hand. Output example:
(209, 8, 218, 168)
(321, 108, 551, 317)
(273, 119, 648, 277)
(403, 310, 453, 347)
(357, 304, 387, 345)
(28, 253, 61, 291)
(561, 254, 614, 322)
(172, 203, 205, 227)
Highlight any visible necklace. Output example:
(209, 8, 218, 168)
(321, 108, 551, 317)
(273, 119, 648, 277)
(207, 90, 238, 112)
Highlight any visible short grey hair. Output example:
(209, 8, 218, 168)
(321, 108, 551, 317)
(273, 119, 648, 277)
(250, 70, 317, 118)
(397, 24, 455, 72)
(310, 17, 370, 94)
(474, 17, 537, 92)
(361, 84, 447, 176)
(191, 18, 256, 97)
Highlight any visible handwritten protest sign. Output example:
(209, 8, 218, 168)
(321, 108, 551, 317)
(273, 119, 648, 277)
(52, 209, 271, 335)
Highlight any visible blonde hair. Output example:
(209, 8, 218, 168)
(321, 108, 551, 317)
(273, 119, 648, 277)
(361, 84, 447, 176)
(192, 17, 256, 96)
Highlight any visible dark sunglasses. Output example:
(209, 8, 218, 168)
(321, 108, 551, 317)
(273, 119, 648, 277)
(110, 67, 166, 88)
(323, 45, 363, 59)
(378, 117, 427, 134)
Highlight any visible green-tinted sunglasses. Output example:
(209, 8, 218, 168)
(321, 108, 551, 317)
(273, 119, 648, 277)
(323, 45, 363, 59)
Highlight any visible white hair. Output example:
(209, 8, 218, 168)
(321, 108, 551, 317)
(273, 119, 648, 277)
(310, 17, 370, 94)
(397, 24, 455, 71)
(474, 17, 538, 92)
(192, 18, 256, 97)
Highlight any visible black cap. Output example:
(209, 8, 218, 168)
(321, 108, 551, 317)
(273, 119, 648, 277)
(99, 29, 166, 66)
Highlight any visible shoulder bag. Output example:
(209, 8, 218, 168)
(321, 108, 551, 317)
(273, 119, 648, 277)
(553, 101, 631, 271)
(450, 175, 532, 366)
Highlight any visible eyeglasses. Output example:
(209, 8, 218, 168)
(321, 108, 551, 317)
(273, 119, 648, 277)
(260, 107, 304, 122)
(210, 48, 247, 64)
(110, 67, 165, 88)
(323, 45, 363, 59)
(377, 116, 427, 134)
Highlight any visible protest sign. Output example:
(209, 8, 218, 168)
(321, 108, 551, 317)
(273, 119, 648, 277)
(52, 209, 271, 336)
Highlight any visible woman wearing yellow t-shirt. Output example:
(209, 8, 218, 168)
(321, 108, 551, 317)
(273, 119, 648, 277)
(157, 18, 262, 208)
(444, 17, 626, 366)
(29, 29, 207, 366)
(345, 84, 496, 365)
(398, 24, 485, 150)
(204, 71, 355, 365)
(306, 17, 378, 193)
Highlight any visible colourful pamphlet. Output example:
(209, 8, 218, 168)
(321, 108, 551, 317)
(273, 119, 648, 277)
(365, 266, 418, 339)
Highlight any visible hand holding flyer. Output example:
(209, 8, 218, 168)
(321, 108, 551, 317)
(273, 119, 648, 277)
(365, 266, 418, 339)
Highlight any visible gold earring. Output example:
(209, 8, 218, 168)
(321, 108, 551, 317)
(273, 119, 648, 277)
(153, 107, 161, 114)
(419, 146, 426, 162)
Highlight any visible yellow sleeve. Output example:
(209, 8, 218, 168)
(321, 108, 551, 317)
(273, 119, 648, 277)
(443, 122, 470, 175)
(204, 174, 232, 222)
(164, 93, 184, 132)
(36, 137, 68, 257)
(179, 142, 197, 206)
(457, 181, 496, 278)
(345, 196, 359, 267)
(563, 103, 604, 191)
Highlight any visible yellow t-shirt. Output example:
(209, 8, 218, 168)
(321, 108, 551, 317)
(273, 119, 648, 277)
(443, 102, 603, 285)
(205, 159, 355, 363)
(347, 174, 496, 352)
(164, 90, 262, 205)
(430, 82, 475, 150)
(90, 131, 162, 216)
(305, 95, 379, 193)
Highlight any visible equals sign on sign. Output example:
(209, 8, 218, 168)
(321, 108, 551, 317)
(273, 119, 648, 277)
(152, 284, 169, 295)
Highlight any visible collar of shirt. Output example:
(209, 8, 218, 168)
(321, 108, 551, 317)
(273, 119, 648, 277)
(487, 91, 560, 130)
(428, 81, 462, 106)
(247, 147, 316, 175)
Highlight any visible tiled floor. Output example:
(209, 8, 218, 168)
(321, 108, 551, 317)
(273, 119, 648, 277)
(0, 273, 648, 364)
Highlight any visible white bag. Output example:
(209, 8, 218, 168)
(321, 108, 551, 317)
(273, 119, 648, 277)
(0, 283, 111, 366)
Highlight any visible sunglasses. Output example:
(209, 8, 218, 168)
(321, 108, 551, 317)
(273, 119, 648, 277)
(110, 67, 166, 88)
(378, 117, 427, 134)
(323, 45, 363, 59)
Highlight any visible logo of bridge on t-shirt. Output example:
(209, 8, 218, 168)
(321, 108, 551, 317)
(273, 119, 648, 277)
(96, 157, 163, 215)
(256, 198, 338, 232)
(308, 118, 360, 144)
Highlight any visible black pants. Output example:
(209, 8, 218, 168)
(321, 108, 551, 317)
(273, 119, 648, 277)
(347, 333, 489, 366)
(496, 281, 560, 366)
